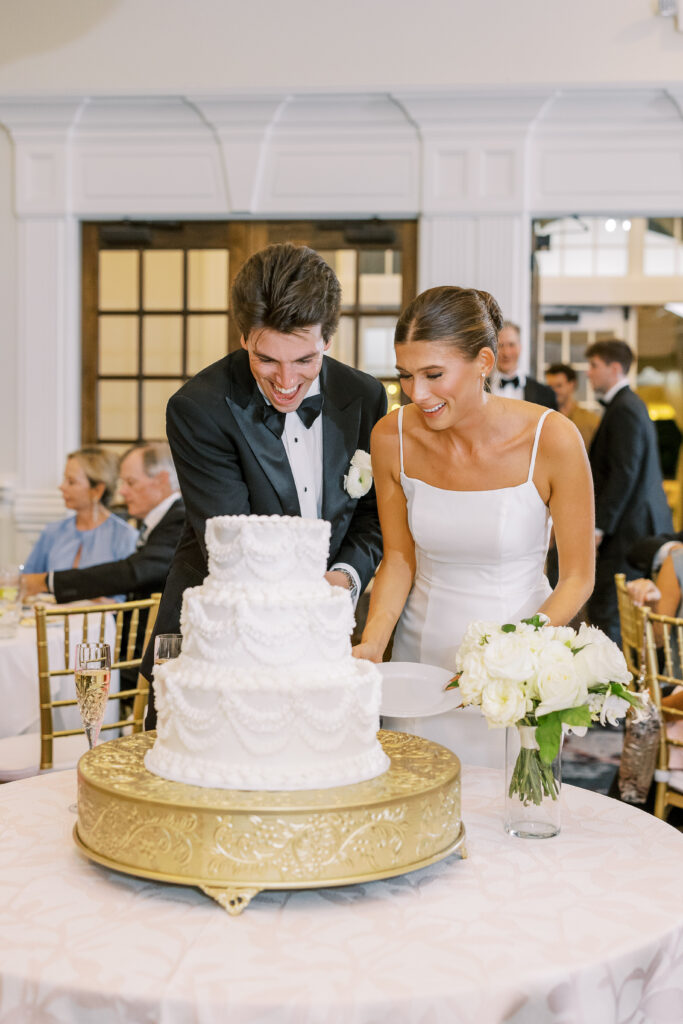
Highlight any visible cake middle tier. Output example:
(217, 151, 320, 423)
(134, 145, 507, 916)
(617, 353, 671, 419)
(181, 580, 355, 666)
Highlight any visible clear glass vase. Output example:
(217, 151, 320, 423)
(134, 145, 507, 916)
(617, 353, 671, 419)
(504, 724, 562, 838)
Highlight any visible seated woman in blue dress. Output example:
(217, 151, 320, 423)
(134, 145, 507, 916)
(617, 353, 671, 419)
(23, 447, 137, 599)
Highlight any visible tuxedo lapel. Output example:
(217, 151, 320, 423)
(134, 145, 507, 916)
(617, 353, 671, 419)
(321, 358, 362, 523)
(224, 352, 301, 515)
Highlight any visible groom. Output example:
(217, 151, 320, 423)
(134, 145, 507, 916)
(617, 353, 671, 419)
(143, 242, 387, 728)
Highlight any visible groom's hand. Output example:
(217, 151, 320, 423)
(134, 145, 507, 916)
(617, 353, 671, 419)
(325, 569, 353, 591)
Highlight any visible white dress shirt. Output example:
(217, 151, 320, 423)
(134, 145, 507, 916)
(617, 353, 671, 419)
(259, 377, 361, 604)
(490, 370, 526, 401)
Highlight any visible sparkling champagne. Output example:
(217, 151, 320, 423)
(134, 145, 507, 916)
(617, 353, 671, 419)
(75, 667, 111, 748)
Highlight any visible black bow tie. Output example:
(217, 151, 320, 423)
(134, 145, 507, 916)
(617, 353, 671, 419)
(500, 376, 520, 389)
(262, 393, 323, 439)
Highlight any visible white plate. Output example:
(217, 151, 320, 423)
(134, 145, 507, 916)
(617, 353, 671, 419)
(379, 662, 462, 718)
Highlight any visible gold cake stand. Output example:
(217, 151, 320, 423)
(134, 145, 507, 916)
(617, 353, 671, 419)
(74, 731, 466, 915)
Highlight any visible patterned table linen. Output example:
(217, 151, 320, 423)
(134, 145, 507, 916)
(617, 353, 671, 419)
(1, 768, 683, 1023)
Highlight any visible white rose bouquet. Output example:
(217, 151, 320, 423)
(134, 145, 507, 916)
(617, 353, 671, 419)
(449, 615, 643, 807)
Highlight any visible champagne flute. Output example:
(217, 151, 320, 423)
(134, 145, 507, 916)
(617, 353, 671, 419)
(74, 642, 112, 750)
(154, 633, 182, 666)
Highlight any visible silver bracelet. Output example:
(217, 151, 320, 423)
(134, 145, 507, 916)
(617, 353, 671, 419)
(335, 568, 358, 601)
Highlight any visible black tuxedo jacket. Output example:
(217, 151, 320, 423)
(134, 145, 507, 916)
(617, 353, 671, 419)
(52, 499, 185, 604)
(143, 351, 387, 724)
(524, 377, 557, 410)
(589, 387, 672, 554)
(628, 531, 683, 578)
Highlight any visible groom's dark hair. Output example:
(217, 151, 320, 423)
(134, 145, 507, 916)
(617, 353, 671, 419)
(232, 243, 341, 342)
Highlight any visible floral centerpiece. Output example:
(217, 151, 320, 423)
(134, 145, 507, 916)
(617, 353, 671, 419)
(448, 615, 643, 834)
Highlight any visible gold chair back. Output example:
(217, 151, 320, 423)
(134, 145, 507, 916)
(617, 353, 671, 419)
(34, 593, 161, 770)
(615, 573, 645, 680)
(641, 606, 683, 819)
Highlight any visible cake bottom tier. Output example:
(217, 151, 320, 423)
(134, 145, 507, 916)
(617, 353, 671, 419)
(148, 656, 389, 790)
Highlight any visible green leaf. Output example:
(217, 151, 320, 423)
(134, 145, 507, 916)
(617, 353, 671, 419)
(521, 614, 547, 630)
(535, 712, 562, 764)
(445, 674, 461, 690)
(608, 682, 641, 708)
(560, 705, 592, 728)
(501, 623, 517, 633)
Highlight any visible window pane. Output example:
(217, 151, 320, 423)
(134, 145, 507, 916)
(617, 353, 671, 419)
(535, 250, 560, 276)
(644, 249, 676, 276)
(142, 316, 183, 375)
(142, 379, 183, 439)
(543, 333, 562, 365)
(359, 316, 397, 376)
(143, 250, 183, 310)
(188, 250, 229, 310)
(327, 316, 355, 366)
(596, 249, 628, 276)
(575, 371, 589, 402)
(99, 316, 138, 375)
(569, 331, 589, 364)
(318, 250, 357, 308)
(359, 249, 402, 309)
(187, 315, 228, 375)
(98, 380, 138, 440)
(99, 251, 139, 310)
(563, 249, 593, 276)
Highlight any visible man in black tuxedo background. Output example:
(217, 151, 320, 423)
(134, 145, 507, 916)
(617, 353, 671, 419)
(490, 321, 557, 408)
(586, 339, 673, 643)
(143, 243, 387, 728)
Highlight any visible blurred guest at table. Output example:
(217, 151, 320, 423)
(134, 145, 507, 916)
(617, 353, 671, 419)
(22, 447, 137, 576)
(587, 340, 673, 643)
(545, 363, 600, 450)
(628, 529, 683, 580)
(22, 443, 183, 605)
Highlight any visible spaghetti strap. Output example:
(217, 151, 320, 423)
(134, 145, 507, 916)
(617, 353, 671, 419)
(527, 408, 553, 483)
(397, 405, 405, 475)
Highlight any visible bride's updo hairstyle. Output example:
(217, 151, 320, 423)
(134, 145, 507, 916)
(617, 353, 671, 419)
(394, 286, 503, 360)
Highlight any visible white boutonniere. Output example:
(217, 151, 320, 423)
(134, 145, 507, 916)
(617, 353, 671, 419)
(344, 449, 373, 498)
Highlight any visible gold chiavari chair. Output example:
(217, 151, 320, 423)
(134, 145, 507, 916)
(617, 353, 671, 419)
(0, 593, 160, 782)
(615, 573, 646, 681)
(642, 606, 683, 820)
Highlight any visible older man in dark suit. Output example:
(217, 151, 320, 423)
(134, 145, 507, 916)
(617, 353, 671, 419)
(586, 339, 673, 642)
(143, 243, 387, 728)
(490, 321, 557, 408)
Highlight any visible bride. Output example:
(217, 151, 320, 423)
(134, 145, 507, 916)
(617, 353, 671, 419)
(353, 286, 595, 766)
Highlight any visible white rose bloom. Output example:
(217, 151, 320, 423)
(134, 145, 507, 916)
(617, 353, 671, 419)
(344, 466, 369, 498)
(598, 692, 631, 727)
(458, 650, 489, 705)
(547, 625, 577, 646)
(573, 628, 631, 687)
(481, 679, 528, 728)
(455, 621, 499, 669)
(533, 641, 588, 716)
(482, 632, 537, 684)
(351, 448, 372, 472)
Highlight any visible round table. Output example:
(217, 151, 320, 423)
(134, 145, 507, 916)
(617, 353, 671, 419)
(1, 768, 683, 1023)
(0, 613, 120, 738)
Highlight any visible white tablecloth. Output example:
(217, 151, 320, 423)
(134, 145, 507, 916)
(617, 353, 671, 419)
(0, 614, 119, 738)
(2, 768, 683, 1023)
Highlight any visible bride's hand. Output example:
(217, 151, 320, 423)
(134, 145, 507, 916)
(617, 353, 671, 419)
(352, 641, 383, 663)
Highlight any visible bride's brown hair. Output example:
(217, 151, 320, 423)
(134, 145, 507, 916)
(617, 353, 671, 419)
(394, 286, 503, 359)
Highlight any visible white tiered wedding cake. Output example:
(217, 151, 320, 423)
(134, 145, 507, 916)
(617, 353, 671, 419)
(145, 515, 389, 790)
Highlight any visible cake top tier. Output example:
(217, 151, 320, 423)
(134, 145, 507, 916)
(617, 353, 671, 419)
(205, 515, 330, 584)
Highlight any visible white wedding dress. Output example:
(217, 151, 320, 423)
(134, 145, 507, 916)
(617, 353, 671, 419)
(388, 406, 553, 767)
